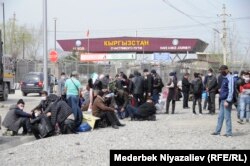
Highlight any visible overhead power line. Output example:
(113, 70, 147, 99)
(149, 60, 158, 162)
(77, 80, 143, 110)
(162, 0, 217, 31)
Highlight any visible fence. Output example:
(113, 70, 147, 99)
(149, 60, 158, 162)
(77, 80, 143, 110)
(15, 59, 250, 85)
(15, 59, 37, 82)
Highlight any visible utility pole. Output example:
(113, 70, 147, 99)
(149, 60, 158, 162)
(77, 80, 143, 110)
(2, 3, 6, 54)
(54, 18, 57, 50)
(10, 13, 17, 55)
(43, 0, 48, 92)
(213, 30, 216, 53)
(218, 4, 231, 65)
(53, 18, 58, 78)
(22, 33, 25, 59)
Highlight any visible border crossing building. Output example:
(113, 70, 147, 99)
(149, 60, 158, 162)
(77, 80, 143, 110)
(57, 37, 210, 79)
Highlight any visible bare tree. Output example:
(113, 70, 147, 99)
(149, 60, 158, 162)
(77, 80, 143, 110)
(0, 19, 42, 60)
(25, 25, 43, 60)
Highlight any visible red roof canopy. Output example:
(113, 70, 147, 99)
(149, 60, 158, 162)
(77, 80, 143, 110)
(57, 37, 208, 54)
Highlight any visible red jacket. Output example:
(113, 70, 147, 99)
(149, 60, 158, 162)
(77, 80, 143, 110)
(240, 82, 250, 93)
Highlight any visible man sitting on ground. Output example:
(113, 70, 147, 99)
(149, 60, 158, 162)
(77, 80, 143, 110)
(2, 99, 32, 136)
(126, 98, 156, 121)
(92, 91, 125, 129)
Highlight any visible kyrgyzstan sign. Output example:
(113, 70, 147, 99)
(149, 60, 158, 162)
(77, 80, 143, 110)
(57, 37, 208, 54)
(80, 53, 136, 62)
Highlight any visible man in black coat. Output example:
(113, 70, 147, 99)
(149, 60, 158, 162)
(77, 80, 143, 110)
(132, 70, 144, 106)
(182, 73, 190, 109)
(205, 68, 218, 114)
(166, 72, 178, 114)
(191, 73, 203, 114)
(143, 69, 153, 102)
(2, 99, 32, 136)
(151, 69, 162, 104)
(126, 98, 156, 121)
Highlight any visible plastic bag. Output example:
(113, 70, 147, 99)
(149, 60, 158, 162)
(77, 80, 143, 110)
(77, 122, 92, 132)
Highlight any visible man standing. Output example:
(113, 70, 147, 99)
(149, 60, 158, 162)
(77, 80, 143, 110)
(143, 69, 153, 102)
(151, 69, 162, 104)
(205, 68, 218, 114)
(182, 73, 190, 109)
(132, 71, 144, 106)
(58, 72, 67, 98)
(211, 65, 234, 137)
(65, 71, 83, 128)
(166, 72, 178, 114)
(191, 73, 203, 114)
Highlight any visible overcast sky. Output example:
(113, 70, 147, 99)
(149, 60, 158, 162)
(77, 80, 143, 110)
(1, 0, 249, 54)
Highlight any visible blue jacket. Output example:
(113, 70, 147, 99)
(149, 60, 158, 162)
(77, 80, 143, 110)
(219, 73, 234, 102)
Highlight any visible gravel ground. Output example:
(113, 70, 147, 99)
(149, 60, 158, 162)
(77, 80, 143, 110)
(0, 100, 249, 166)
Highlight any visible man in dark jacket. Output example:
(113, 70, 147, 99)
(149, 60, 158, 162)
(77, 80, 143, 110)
(211, 65, 234, 137)
(2, 99, 32, 136)
(31, 91, 49, 113)
(44, 99, 73, 128)
(151, 69, 162, 104)
(166, 72, 178, 114)
(114, 89, 129, 119)
(205, 68, 218, 114)
(143, 69, 153, 102)
(182, 73, 190, 109)
(191, 73, 203, 114)
(132, 71, 144, 106)
(126, 98, 156, 121)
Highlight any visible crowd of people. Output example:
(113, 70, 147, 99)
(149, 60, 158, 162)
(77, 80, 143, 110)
(1, 65, 249, 138)
(180, 65, 250, 137)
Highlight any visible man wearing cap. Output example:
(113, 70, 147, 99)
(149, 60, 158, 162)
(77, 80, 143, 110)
(2, 99, 32, 136)
(205, 68, 218, 114)
(212, 65, 234, 137)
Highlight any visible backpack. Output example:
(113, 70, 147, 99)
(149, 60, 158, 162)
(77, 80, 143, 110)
(193, 79, 202, 95)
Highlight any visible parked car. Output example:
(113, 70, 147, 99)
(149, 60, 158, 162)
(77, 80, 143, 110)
(20, 72, 44, 96)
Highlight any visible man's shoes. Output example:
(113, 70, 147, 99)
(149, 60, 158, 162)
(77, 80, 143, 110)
(237, 120, 244, 124)
(211, 132, 220, 135)
(183, 107, 190, 109)
(222, 134, 232, 137)
(2, 130, 14, 136)
(112, 125, 119, 129)
(117, 123, 126, 127)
